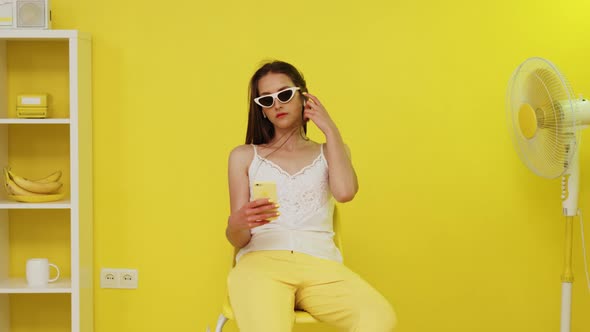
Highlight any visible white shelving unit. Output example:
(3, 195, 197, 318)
(0, 30, 92, 332)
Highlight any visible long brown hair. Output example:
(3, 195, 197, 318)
(245, 61, 308, 144)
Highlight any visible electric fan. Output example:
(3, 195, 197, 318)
(506, 57, 590, 332)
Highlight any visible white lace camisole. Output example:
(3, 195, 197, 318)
(235, 144, 343, 263)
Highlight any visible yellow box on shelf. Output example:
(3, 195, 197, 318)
(16, 94, 48, 118)
(17, 107, 47, 118)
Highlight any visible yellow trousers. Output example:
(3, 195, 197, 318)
(227, 250, 396, 332)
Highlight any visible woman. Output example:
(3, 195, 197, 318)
(226, 60, 396, 332)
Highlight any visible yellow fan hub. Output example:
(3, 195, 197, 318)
(519, 103, 538, 139)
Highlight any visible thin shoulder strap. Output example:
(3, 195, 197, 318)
(251, 144, 258, 157)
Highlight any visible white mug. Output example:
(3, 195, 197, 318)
(26, 258, 60, 287)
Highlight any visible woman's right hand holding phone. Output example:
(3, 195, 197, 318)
(228, 198, 279, 230)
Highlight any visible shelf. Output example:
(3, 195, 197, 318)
(0, 199, 71, 209)
(0, 278, 71, 294)
(0, 118, 70, 124)
(0, 29, 92, 331)
(0, 30, 89, 40)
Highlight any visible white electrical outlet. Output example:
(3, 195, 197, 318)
(100, 268, 138, 289)
(100, 268, 118, 288)
(119, 269, 138, 289)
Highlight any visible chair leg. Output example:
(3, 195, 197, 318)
(215, 313, 229, 332)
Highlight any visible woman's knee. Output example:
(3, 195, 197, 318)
(377, 301, 397, 331)
(356, 296, 397, 331)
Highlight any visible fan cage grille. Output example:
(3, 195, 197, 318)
(506, 57, 579, 179)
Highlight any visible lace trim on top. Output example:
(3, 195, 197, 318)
(253, 146, 324, 179)
(249, 144, 331, 229)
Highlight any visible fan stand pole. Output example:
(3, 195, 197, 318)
(560, 216, 574, 332)
(560, 148, 579, 332)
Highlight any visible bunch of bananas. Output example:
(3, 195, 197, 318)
(3, 167, 64, 203)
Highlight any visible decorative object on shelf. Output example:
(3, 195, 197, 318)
(17, 93, 48, 118)
(3, 167, 64, 202)
(0, 0, 13, 26)
(0, 0, 51, 29)
(26, 258, 60, 287)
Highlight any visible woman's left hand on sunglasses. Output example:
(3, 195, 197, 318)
(303, 92, 337, 135)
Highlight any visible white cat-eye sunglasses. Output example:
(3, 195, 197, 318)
(254, 87, 301, 108)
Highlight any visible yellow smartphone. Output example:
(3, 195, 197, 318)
(252, 181, 278, 221)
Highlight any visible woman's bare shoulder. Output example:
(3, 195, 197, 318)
(228, 144, 255, 166)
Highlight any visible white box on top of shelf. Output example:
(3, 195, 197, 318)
(0, 1, 14, 27)
(0, 0, 51, 29)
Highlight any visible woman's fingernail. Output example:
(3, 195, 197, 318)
(268, 199, 273, 203)
(275, 204, 280, 208)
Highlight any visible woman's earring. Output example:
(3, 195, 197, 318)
(262, 111, 267, 119)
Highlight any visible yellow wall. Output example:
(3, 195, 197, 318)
(11, 0, 590, 331)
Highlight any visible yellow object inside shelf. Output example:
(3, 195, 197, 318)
(16, 94, 48, 118)
(16, 107, 47, 118)
(8, 193, 65, 203)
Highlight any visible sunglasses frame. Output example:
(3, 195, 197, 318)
(254, 87, 301, 108)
